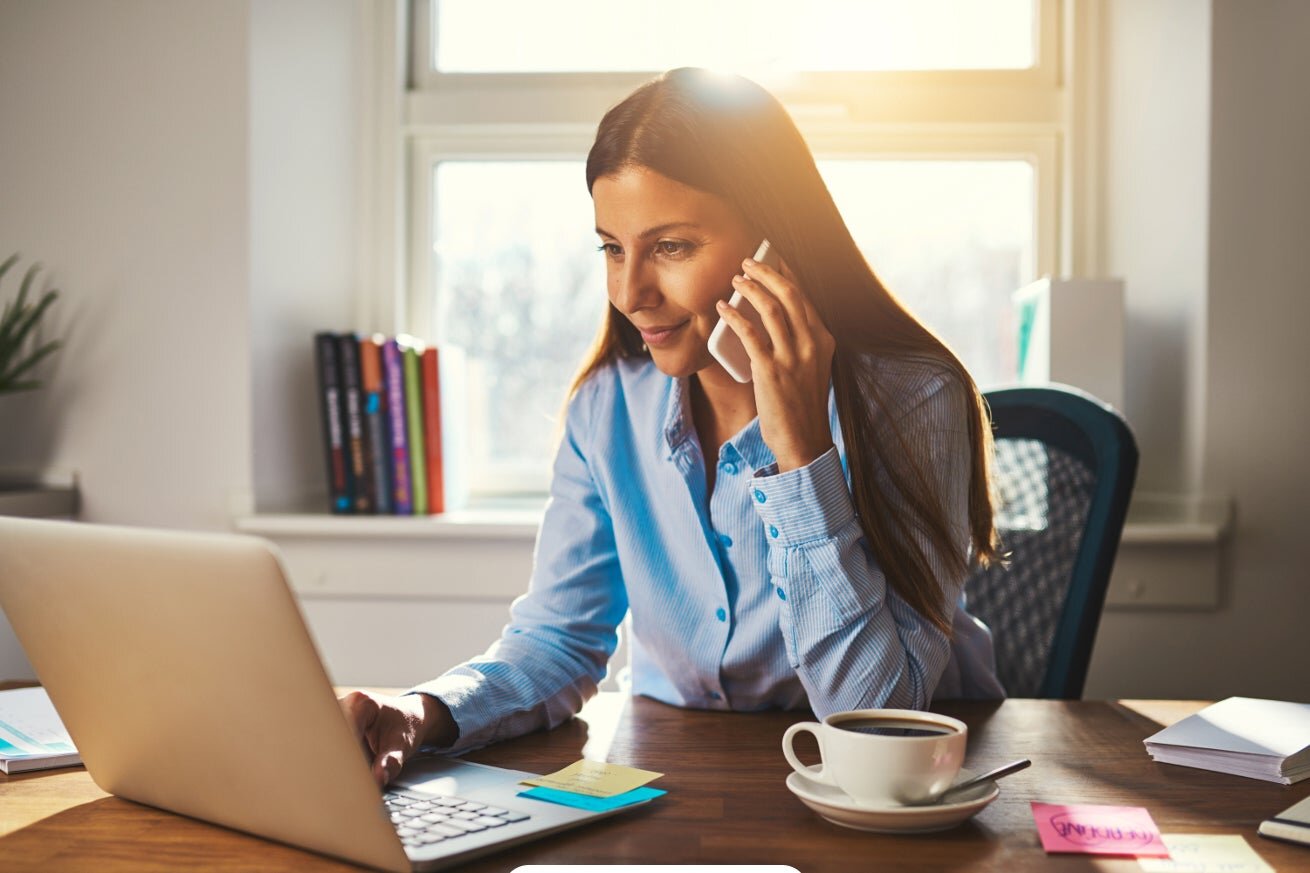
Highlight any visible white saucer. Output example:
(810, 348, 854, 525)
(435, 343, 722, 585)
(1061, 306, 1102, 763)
(786, 765, 999, 834)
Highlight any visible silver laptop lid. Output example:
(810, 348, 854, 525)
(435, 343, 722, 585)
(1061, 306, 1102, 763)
(0, 517, 410, 872)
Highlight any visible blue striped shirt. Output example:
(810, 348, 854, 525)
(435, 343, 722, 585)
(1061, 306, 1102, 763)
(413, 354, 1003, 752)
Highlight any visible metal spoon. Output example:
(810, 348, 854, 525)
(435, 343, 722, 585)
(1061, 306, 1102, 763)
(935, 758, 1031, 804)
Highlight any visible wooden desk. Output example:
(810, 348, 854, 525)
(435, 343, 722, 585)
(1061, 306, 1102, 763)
(2, 694, 1306, 871)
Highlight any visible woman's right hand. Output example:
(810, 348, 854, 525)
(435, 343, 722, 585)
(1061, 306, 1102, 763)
(338, 689, 458, 787)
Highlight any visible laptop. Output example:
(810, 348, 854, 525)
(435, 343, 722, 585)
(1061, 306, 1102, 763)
(0, 516, 649, 871)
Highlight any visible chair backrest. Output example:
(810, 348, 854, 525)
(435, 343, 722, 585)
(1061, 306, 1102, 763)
(966, 385, 1138, 699)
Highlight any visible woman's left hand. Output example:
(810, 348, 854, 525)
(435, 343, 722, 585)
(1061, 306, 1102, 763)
(716, 256, 837, 473)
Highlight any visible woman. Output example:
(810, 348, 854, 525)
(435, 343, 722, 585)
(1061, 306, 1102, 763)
(342, 68, 1004, 787)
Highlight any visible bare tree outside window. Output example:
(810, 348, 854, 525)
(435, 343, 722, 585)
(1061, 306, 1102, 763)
(434, 163, 605, 492)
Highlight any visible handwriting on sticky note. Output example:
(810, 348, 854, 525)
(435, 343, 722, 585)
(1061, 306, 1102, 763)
(1031, 802, 1170, 856)
(521, 759, 662, 798)
(1138, 834, 1274, 873)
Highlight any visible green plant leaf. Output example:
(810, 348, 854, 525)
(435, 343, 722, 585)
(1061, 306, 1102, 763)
(15, 262, 40, 311)
(0, 264, 40, 347)
(0, 279, 21, 342)
(0, 254, 62, 394)
(0, 294, 28, 348)
(0, 338, 60, 388)
(0, 289, 58, 375)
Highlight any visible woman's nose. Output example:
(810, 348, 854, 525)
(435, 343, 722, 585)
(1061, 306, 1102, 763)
(611, 257, 659, 313)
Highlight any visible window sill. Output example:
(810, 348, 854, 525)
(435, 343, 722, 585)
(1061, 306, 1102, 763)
(1106, 493, 1232, 610)
(1118, 493, 1232, 545)
(235, 493, 1230, 546)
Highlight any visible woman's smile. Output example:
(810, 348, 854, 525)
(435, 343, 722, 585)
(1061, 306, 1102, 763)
(636, 320, 690, 346)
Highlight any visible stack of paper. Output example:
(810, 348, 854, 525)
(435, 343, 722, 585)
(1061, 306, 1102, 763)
(1144, 697, 1310, 784)
(0, 686, 82, 774)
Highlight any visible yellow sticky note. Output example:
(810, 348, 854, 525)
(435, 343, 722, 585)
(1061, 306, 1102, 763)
(1138, 834, 1274, 873)
(521, 759, 663, 798)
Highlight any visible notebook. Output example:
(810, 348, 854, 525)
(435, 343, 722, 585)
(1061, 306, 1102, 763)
(0, 686, 82, 773)
(1259, 794, 1310, 847)
(0, 517, 652, 871)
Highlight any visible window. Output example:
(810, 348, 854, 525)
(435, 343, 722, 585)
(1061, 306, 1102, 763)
(820, 159, 1035, 389)
(432, 161, 604, 493)
(430, 0, 1035, 73)
(399, 0, 1066, 502)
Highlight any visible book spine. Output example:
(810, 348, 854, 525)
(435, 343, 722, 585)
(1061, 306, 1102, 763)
(337, 333, 373, 513)
(313, 332, 352, 513)
(402, 342, 428, 515)
(358, 335, 393, 514)
(421, 346, 445, 515)
(382, 339, 412, 514)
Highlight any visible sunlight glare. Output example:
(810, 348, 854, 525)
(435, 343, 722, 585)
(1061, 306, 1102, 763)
(436, 0, 1035, 74)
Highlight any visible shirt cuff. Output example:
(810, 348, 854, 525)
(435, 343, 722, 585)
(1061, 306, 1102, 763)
(406, 671, 496, 754)
(750, 446, 855, 545)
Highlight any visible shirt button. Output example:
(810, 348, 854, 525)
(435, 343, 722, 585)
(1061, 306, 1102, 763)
(718, 533, 733, 548)
(720, 460, 738, 475)
(715, 607, 727, 622)
(753, 489, 766, 503)
(776, 586, 787, 601)
(769, 524, 779, 538)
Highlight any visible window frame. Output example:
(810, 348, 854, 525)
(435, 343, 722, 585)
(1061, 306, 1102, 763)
(384, 0, 1084, 501)
(410, 0, 1061, 90)
(406, 134, 599, 497)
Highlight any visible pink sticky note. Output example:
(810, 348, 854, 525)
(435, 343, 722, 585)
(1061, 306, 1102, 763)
(1031, 802, 1170, 857)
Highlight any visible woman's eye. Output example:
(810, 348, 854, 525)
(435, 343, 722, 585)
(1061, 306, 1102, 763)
(596, 242, 622, 258)
(655, 240, 693, 257)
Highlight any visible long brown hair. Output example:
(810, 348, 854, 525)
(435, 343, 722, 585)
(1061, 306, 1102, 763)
(574, 68, 998, 634)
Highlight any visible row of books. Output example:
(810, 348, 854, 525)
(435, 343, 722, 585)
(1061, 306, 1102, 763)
(315, 331, 446, 515)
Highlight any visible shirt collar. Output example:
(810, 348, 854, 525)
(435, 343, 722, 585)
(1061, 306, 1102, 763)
(662, 374, 696, 456)
(730, 417, 775, 475)
(662, 374, 777, 474)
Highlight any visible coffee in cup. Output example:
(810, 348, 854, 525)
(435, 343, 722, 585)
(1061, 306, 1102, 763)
(782, 708, 967, 808)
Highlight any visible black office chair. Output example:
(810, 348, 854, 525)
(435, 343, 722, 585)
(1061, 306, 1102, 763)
(966, 385, 1138, 699)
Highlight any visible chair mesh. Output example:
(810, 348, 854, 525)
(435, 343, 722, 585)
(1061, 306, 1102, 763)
(967, 438, 1096, 697)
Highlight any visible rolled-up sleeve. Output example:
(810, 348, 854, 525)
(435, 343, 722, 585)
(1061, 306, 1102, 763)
(750, 372, 971, 716)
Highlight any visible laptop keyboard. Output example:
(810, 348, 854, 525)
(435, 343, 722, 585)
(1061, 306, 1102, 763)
(384, 789, 532, 849)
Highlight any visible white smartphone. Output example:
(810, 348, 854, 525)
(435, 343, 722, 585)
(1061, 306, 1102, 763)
(707, 239, 782, 383)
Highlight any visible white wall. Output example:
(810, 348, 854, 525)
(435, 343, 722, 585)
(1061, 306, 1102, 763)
(1098, 0, 1211, 496)
(0, 0, 251, 526)
(1084, 0, 1310, 698)
(0, 0, 252, 678)
(1199, 0, 1310, 693)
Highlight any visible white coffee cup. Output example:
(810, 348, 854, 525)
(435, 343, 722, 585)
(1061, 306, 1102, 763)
(782, 709, 967, 808)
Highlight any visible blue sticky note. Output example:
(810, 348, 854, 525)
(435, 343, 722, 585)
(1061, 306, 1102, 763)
(517, 784, 666, 812)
